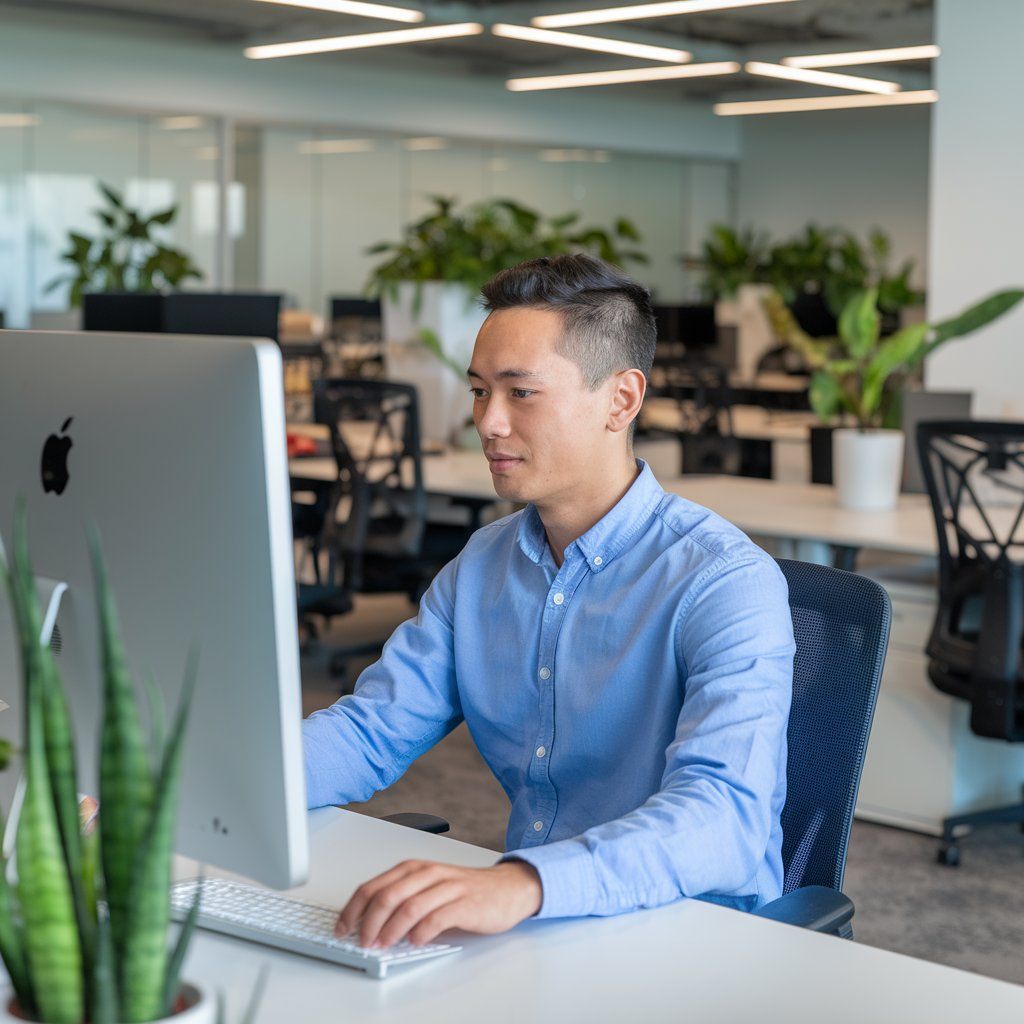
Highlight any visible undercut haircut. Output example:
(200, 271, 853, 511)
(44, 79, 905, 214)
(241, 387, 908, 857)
(480, 254, 657, 392)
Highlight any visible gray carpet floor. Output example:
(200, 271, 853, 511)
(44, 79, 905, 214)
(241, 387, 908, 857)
(302, 593, 1024, 987)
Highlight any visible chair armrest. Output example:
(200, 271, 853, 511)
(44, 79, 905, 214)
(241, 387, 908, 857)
(753, 885, 854, 936)
(380, 813, 451, 834)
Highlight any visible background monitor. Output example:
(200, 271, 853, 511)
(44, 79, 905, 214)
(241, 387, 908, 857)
(0, 329, 308, 889)
(82, 292, 164, 333)
(901, 390, 974, 493)
(330, 296, 381, 321)
(163, 293, 281, 344)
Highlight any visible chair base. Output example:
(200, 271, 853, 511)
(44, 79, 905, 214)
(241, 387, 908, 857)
(937, 787, 1024, 866)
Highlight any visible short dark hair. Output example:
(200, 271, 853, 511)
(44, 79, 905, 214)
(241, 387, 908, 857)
(481, 254, 657, 390)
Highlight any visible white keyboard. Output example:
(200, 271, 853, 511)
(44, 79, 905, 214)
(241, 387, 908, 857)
(170, 877, 461, 979)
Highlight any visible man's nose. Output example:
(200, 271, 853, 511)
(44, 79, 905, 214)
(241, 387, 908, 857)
(477, 396, 511, 438)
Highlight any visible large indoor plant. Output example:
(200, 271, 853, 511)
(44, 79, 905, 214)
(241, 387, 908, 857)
(764, 287, 1024, 509)
(47, 183, 204, 309)
(0, 506, 204, 1023)
(365, 195, 647, 443)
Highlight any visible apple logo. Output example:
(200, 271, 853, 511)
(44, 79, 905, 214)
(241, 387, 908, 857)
(41, 417, 74, 495)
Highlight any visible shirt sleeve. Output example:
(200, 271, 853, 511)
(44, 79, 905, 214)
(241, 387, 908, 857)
(302, 554, 464, 809)
(504, 554, 795, 919)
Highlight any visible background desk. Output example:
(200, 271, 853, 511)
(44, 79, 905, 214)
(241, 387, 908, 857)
(172, 808, 1024, 1023)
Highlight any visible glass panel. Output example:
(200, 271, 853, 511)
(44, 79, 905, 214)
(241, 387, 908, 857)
(0, 105, 32, 328)
(404, 137, 487, 223)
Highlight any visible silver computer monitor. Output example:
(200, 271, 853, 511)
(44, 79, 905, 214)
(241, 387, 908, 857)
(0, 329, 308, 889)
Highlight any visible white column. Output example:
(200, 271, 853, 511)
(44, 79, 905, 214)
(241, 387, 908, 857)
(925, 0, 1024, 417)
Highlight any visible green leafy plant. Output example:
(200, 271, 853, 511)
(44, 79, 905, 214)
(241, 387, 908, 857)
(0, 502, 200, 1023)
(365, 195, 647, 304)
(764, 287, 1024, 430)
(695, 223, 924, 319)
(47, 183, 204, 308)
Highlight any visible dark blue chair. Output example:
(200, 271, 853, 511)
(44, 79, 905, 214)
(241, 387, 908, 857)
(388, 558, 892, 939)
(754, 559, 891, 938)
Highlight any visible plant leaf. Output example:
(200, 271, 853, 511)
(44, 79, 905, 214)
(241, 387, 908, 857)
(919, 289, 1024, 363)
(838, 287, 879, 359)
(808, 371, 841, 422)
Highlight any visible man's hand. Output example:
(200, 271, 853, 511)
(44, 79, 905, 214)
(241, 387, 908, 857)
(336, 859, 542, 949)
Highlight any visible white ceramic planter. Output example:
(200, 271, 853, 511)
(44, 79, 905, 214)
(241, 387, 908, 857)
(1, 983, 214, 1024)
(382, 282, 488, 445)
(833, 428, 906, 511)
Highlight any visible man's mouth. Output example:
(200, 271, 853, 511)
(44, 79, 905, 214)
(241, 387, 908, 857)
(486, 453, 524, 473)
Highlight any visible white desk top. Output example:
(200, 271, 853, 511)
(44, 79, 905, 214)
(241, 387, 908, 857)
(172, 808, 1024, 1023)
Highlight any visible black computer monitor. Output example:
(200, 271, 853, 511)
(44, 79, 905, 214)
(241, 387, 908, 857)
(163, 293, 281, 344)
(82, 292, 164, 333)
(676, 305, 718, 350)
(330, 297, 381, 321)
(652, 305, 679, 342)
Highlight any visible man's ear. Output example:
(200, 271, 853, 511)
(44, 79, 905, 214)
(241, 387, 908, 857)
(607, 369, 646, 435)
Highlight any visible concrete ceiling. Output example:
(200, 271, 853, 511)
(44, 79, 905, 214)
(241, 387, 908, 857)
(1, 0, 935, 98)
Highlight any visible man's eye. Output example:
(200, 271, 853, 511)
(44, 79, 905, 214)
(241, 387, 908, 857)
(511, 389, 535, 399)
(468, 387, 487, 398)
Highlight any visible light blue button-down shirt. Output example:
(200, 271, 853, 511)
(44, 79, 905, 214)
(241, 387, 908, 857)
(303, 460, 795, 918)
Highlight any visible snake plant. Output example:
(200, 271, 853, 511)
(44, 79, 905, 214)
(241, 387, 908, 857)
(0, 502, 200, 1023)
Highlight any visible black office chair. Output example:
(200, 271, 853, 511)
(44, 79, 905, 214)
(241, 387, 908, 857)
(387, 559, 892, 939)
(917, 420, 1024, 866)
(292, 378, 470, 680)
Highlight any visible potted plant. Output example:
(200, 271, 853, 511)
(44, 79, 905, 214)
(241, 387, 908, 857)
(365, 196, 647, 444)
(0, 505, 206, 1023)
(764, 286, 1024, 509)
(47, 182, 204, 312)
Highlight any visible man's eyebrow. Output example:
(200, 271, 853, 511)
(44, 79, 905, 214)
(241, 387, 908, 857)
(466, 368, 546, 381)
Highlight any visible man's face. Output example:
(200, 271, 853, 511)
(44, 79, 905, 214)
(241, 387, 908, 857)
(468, 307, 617, 507)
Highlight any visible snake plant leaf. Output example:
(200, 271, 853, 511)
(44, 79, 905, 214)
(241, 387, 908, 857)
(838, 288, 880, 360)
(0, 817, 35, 1016)
(162, 876, 202, 1017)
(17, 686, 83, 1023)
(122, 648, 198, 1023)
(89, 528, 155, 978)
(239, 965, 270, 1024)
(92, 903, 117, 1024)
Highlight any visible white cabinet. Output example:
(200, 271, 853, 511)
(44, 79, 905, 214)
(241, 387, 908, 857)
(855, 576, 1024, 834)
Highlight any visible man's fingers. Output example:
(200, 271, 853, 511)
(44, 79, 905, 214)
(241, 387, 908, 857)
(355, 864, 452, 947)
(375, 880, 464, 949)
(407, 901, 465, 947)
(335, 859, 427, 935)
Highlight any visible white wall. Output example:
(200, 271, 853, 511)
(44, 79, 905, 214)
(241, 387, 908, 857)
(737, 108, 931, 287)
(925, 0, 1024, 417)
(0, 13, 738, 161)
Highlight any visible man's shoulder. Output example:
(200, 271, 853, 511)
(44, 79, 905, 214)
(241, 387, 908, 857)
(459, 507, 528, 559)
(652, 490, 777, 574)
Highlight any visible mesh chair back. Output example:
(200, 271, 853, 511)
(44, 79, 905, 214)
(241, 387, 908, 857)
(778, 559, 891, 894)
(916, 421, 1024, 737)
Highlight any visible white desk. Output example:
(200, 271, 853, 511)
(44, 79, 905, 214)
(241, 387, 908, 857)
(172, 808, 1024, 1023)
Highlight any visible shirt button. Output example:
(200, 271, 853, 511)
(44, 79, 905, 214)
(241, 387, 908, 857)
(553, 593, 564, 605)
(539, 667, 551, 680)
(536, 746, 546, 758)
(593, 556, 603, 566)
(533, 820, 543, 831)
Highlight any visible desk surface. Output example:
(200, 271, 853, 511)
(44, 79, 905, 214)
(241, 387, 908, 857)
(171, 808, 1024, 1023)
(642, 398, 818, 444)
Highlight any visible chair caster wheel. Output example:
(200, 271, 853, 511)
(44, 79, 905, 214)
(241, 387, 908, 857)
(937, 844, 960, 867)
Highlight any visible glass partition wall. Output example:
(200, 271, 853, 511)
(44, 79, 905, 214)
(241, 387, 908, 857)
(0, 97, 736, 328)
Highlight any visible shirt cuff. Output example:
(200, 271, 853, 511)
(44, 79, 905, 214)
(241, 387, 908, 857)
(502, 838, 600, 919)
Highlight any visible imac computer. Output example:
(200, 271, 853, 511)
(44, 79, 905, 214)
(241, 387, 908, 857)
(0, 329, 308, 889)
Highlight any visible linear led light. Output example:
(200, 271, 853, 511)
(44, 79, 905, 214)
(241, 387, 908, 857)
(299, 138, 376, 153)
(507, 59, 739, 91)
(250, 0, 424, 23)
(0, 114, 39, 128)
(714, 89, 938, 116)
(533, 0, 798, 30)
(492, 23, 690, 62)
(245, 22, 483, 58)
(540, 148, 611, 161)
(784, 44, 940, 69)
(159, 115, 205, 130)
(404, 136, 448, 150)
(745, 61, 901, 95)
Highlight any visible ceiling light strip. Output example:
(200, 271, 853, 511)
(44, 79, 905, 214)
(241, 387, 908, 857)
(250, 0, 424, 23)
(507, 60, 740, 91)
(745, 61, 901, 94)
(532, 0, 798, 30)
(0, 114, 40, 128)
(245, 22, 483, 59)
(783, 44, 940, 69)
(714, 89, 938, 116)
(492, 23, 690, 62)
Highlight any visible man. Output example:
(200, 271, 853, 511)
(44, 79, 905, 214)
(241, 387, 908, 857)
(303, 254, 795, 950)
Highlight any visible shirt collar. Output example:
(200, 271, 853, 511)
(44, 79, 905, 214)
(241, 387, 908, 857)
(515, 459, 665, 572)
